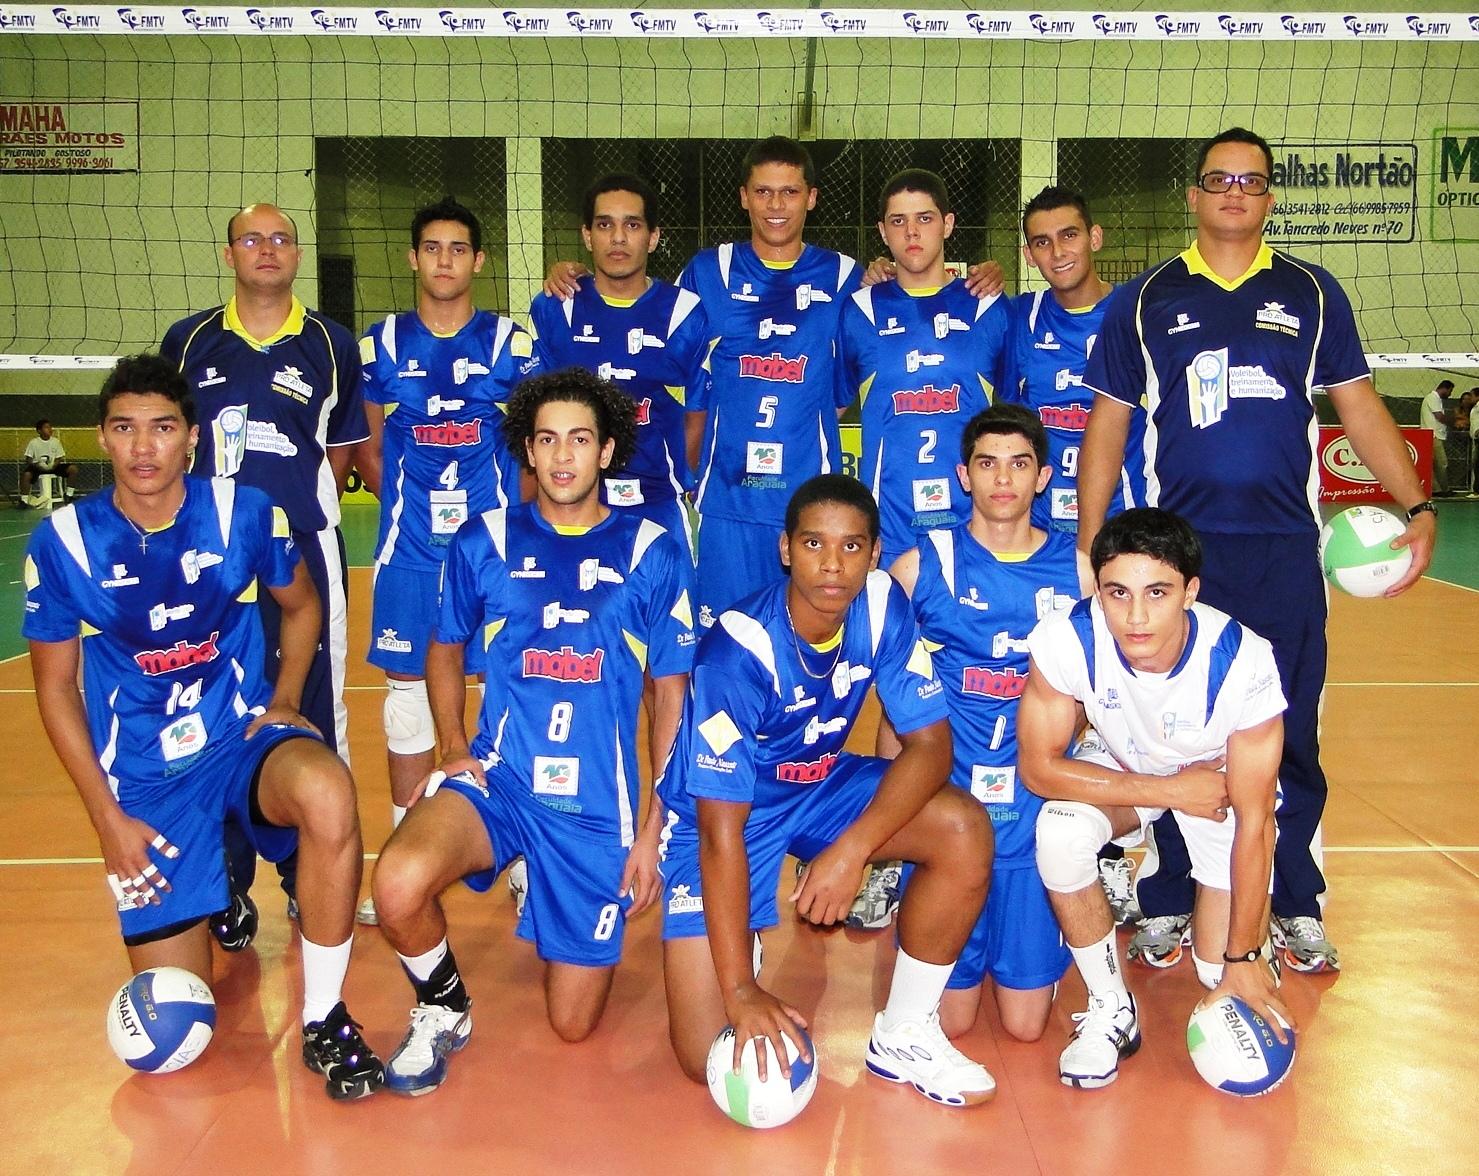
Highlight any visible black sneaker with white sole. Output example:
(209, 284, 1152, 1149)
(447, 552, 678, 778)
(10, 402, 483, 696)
(302, 1001, 384, 1100)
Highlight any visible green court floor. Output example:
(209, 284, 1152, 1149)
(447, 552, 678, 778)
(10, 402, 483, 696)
(3, 498, 1478, 662)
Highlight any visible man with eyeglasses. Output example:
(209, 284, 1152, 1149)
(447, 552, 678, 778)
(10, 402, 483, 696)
(1074, 127, 1435, 978)
(161, 203, 369, 948)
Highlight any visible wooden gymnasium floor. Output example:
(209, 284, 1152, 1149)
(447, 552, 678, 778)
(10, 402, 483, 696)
(2, 501, 1476, 1176)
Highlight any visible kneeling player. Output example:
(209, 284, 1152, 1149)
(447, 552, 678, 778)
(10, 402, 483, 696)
(372, 368, 695, 1095)
(1017, 508, 1291, 1089)
(26, 356, 381, 1099)
(660, 474, 997, 1107)
(889, 405, 1078, 1042)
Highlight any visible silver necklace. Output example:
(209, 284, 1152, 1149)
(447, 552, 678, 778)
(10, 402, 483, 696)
(786, 603, 845, 680)
(115, 494, 184, 554)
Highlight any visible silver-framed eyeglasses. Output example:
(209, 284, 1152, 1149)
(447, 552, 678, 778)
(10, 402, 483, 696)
(231, 231, 297, 249)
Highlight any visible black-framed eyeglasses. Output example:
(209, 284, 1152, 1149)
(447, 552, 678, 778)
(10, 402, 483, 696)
(1196, 172, 1272, 196)
(231, 231, 296, 249)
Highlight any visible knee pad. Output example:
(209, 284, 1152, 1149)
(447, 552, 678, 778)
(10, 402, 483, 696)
(1036, 802, 1115, 894)
(1193, 952, 1223, 991)
(383, 678, 435, 755)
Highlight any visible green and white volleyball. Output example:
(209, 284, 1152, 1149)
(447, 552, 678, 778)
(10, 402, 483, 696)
(1319, 507, 1412, 598)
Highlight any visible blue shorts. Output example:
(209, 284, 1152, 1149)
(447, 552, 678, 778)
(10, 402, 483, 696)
(695, 514, 786, 628)
(605, 493, 696, 562)
(369, 561, 481, 677)
(659, 753, 884, 939)
(442, 766, 631, 968)
(941, 863, 1070, 992)
(116, 725, 313, 943)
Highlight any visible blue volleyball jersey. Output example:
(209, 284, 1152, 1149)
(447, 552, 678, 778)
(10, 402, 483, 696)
(838, 280, 1009, 554)
(360, 310, 536, 573)
(662, 571, 948, 819)
(22, 478, 299, 795)
(908, 525, 1079, 866)
(529, 277, 712, 508)
(160, 298, 368, 534)
(437, 503, 696, 845)
(1081, 243, 1369, 535)
(1004, 289, 1142, 530)
(680, 243, 861, 525)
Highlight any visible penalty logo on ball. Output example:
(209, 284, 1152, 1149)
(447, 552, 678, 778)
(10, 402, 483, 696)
(1187, 995, 1295, 1097)
(106, 966, 216, 1075)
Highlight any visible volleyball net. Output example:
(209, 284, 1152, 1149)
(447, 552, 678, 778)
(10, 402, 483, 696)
(1, 7, 1477, 411)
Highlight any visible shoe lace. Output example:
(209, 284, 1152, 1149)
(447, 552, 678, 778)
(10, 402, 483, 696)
(1070, 996, 1131, 1037)
(318, 1010, 371, 1066)
(1138, 914, 1189, 938)
(1279, 916, 1326, 943)
(912, 1013, 977, 1069)
(1101, 859, 1134, 903)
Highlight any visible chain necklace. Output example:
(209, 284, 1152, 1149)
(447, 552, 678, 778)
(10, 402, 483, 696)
(786, 602, 845, 681)
(114, 492, 184, 554)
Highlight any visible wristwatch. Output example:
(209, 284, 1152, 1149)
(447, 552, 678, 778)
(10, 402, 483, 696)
(1222, 948, 1261, 964)
(1406, 500, 1437, 522)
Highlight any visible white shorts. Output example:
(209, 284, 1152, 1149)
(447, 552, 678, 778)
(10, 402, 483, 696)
(1071, 730, 1272, 895)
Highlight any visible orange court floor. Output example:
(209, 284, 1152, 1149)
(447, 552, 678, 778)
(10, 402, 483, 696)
(1, 566, 1475, 1176)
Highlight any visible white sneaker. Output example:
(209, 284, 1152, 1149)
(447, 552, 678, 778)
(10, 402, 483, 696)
(384, 1002, 473, 1097)
(864, 1011, 996, 1106)
(507, 857, 528, 919)
(1059, 992, 1141, 1089)
(355, 896, 378, 926)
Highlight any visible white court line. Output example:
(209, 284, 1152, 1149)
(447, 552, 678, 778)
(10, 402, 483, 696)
(1423, 575, 1479, 596)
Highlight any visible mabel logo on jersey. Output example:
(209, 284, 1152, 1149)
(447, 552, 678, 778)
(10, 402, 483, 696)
(739, 353, 807, 382)
(892, 383, 960, 414)
(1040, 403, 1090, 431)
(134, 632, 222, 676)
(776, 751, 839, 783)
(522, 645, 605, 682)
(962, 665, 1027, 698)
(412, 420, 483, 446)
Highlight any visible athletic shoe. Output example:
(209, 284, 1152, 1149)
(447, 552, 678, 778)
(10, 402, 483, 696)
(864, 1011, 996, 1107)
(355, 897, 379, 926)
(507, 857, 528, 919)
(302, 1001, 384, 1100)
(844, 861, 903, 930)
(385, 1002, 473, 1097)
(1271, 915, 1341, 973)
(209, 890, 259, 952)
(1059, 992, 1140, 1089)
(1098, 857, 1142, 927)
(1127, 913, 1192, 968)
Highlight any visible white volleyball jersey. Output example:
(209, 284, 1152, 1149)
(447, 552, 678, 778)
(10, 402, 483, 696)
(1027, 597, 1286, 774)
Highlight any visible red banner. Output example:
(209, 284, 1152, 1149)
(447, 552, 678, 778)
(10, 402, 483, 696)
(1317, 425, 1432, 503)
